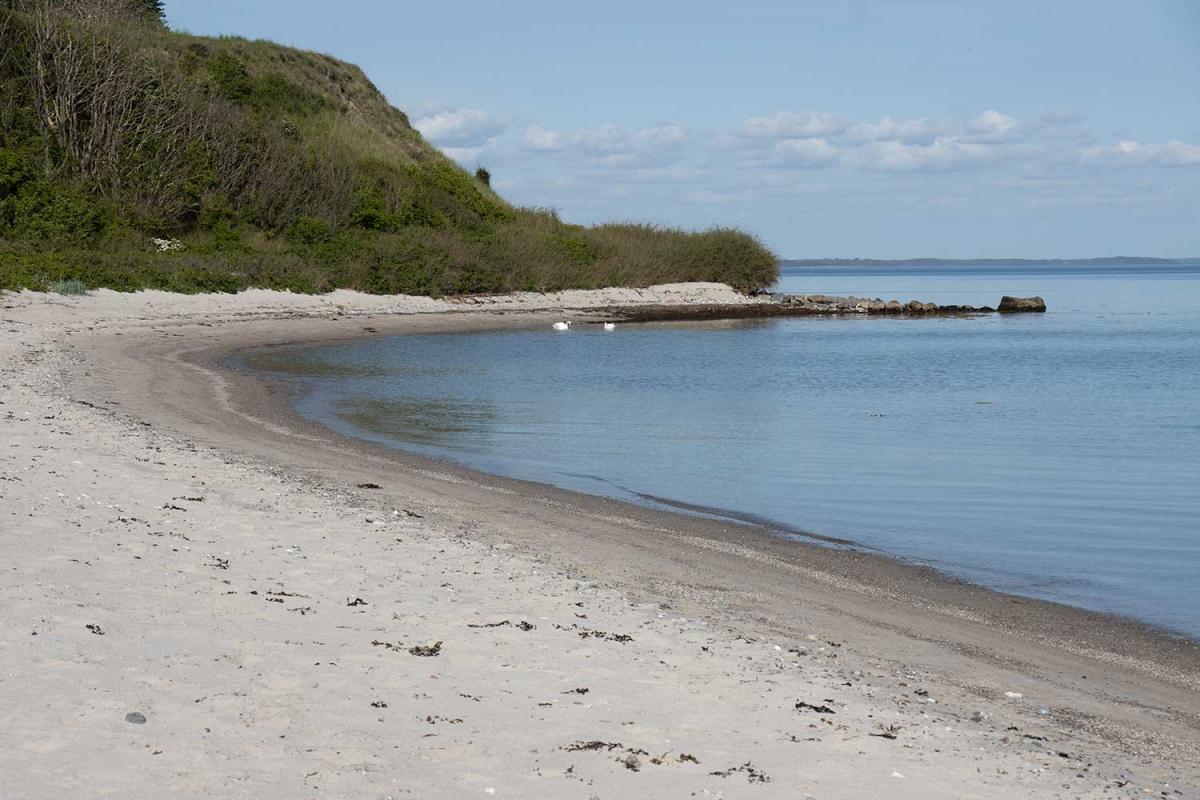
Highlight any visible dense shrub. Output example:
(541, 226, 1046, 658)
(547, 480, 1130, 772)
(0, 147, 35, 195)
(4, 180, 106, 242)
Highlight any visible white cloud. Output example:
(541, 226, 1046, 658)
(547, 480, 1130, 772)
(739, 109, 1022, 147)
(1084, 140, 1200, 167)
(729, 109, 1027, 172)
(965, 109, 1020, 142)
(774, 137, 839, 165)
(521, 123, 688, 168)
(523, 125, 567, 151)
(632, 124, 687, 149)
(740, 111, 846, 139)
(572, 124, 630, 156)
(413, 108, 507, 148)
(846, 116, 950, 144)
(844, 137, 997, 171)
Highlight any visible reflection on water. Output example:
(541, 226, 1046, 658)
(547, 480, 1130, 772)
(241, 262, 1200, 638)
(336, 397, 496, 448)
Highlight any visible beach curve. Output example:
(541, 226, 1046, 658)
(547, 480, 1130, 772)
(1, 286, 1197, 798)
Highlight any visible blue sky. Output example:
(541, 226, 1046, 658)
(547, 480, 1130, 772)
(166, 0, 1199, 258)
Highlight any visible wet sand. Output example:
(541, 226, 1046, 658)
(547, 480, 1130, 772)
(1, 286, 1197, 798)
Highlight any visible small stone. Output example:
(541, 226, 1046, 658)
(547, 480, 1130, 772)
(125, 711, 147, 724)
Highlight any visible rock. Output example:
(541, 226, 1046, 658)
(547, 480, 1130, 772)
(125, 711, 147, 724)
(997, 295, 1046, 313)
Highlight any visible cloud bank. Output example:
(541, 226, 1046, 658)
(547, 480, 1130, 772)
(409, 99, 1199, 255)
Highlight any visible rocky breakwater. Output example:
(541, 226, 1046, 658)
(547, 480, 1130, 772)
(771, 293, 995, 315)
(611, 293, 1045, 323)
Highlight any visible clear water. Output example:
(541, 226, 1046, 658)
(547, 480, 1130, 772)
(243, 262, 1200, 638)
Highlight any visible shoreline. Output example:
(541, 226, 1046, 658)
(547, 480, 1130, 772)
(75, 300, 1200, 678)
(176, 312, 1200, 659)
(3, 286, 1198, 797)
(228, 311, 1182, 644)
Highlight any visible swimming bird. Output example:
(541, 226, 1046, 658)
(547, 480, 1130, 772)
(552, 321, 571, 331)
(603, 322, 616, 331)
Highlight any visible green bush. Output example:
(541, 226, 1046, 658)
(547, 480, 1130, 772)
(208, 51, 254, 102)
(549, 233, 599, 266)
(351, 185, 400, 231)
(4, 181, 105, 242)
(290, 216, 334, 245)
(0, 147, 35, 196)
(49, 278, 88, 295)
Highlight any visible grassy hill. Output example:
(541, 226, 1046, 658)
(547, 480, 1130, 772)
(0, 1, 776, 295)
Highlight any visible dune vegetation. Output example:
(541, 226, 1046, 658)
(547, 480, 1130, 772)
(0, 0, 777, 295)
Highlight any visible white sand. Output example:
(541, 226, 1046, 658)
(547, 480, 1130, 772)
(0, 286, 1195, 798)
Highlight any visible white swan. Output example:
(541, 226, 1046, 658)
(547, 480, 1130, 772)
(603, 322, 616, 331)
(552, 321, 571, 331)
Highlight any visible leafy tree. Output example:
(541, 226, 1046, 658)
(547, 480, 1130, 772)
(128, 0, 165, 24)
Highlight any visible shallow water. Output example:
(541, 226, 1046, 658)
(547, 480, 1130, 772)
(242, 262, 1200, 638)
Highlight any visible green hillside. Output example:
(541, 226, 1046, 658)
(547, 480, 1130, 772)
(0, 1, 776, 295)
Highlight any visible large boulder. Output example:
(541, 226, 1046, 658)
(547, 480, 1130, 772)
(998, 295, 1046, 313)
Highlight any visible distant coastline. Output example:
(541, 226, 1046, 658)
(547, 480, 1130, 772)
(781, 256, 1195, 267)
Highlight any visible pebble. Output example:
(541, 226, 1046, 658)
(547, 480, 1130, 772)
(125, 711, 147, 724)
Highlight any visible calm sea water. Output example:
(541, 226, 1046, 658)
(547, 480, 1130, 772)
(242, 262, 1200, 638)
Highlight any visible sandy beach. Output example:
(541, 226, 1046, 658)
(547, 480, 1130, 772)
(1, 285, 1197, 799)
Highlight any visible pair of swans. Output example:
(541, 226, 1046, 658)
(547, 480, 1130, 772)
(552, 321, 616, 331)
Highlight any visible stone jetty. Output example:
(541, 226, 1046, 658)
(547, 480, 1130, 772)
(612, 293, 1046, 323)
(769, 293, 995, 315)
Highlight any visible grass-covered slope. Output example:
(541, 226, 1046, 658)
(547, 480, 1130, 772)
(0, 1, 776, 295)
